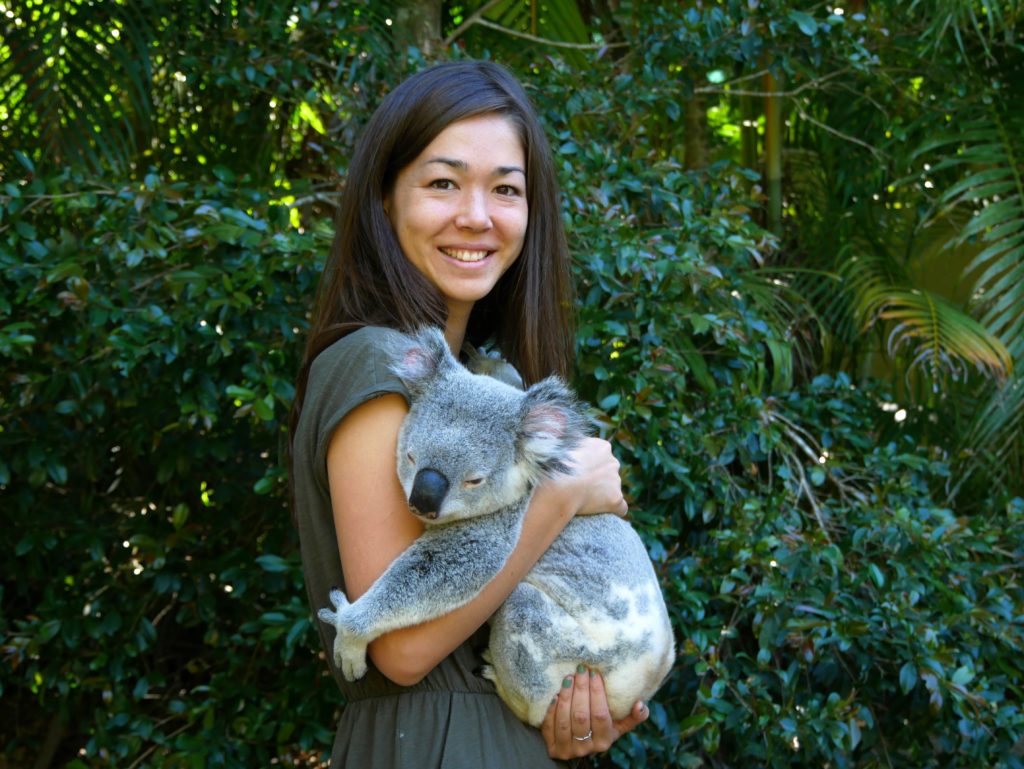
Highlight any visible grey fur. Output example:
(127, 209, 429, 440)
(318, 327, 675, 726)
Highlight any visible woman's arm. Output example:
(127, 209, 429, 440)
(327, 392, 625, 686)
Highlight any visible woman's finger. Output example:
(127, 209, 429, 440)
(587, 670, 615, 752)
(540, 695, 558, 753)
(551, 672, 576, 755)
(569, 665, 593, 751)
(611, 699, 650, 738)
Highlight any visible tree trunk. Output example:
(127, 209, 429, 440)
(393, 0, 442, 57)
(684, 93, 709, 170)
(740, 91, 758, 171)
(32, 711, 67, 769)
(763, 68, 783, 233)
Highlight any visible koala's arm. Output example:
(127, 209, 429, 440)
(327, 393, 582, 686)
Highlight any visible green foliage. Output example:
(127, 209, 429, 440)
(2, 2, 1023, 768)
(0, 0, 396, 180)
(0, 166, 338, 764)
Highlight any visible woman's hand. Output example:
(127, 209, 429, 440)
(546, 437, 628, 518)
(540, 666, 649, 759)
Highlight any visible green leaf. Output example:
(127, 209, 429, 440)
(38, 619, 62, 643)
(253, 395, 274, 421)
(15, 221, 37, 240)
(297, 101, 326, 135)
(256, 554, 290, 573)
(868, 562, 885, 588)
(951, 666, 974, 686)
(900, 662, 917, 694)
(789, 10, 818, 36)
(226, 385, 256, 400)
(172, 503, 190, 530)
(253, 475, 275, 495)
(14, 150, 35, 174)
(46, 459, 68, 485)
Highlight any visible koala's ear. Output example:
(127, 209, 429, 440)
(519, 377, 587, 476)
(391, 326, 456, 397)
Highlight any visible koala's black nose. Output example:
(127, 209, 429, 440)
(409, 468, 449, 520)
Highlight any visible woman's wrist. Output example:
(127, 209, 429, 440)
(532, 475, 580, 523)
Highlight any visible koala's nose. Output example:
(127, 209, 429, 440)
(409, 468, 449, 521)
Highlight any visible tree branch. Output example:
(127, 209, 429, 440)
(447, 14, 627, 50)
(695, 68, 851, 98)
(442, 0, 505, 46)
(792, 103, 888, 158)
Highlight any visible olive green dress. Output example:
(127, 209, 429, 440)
(293, 326, 566, 768)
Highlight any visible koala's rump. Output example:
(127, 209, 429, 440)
(487, 515, 674, 725)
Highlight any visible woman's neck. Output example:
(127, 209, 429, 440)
(444, 303, 472, 355)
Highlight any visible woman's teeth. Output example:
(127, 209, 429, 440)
(441, 248, 489, 262)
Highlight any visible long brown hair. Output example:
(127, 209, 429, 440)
(290, 60, 575, 446)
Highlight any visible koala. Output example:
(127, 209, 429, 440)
(318, 327, 675, 727)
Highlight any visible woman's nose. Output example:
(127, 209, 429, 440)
(454, 189, 491, 230)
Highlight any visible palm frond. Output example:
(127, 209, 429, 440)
(736, 266, 829, 392)
(876, 288, 1012, 383)
(909, 0, 1023, 62)
(446, 0, 592, 60)
(913, 57, 1024, 495)
(950, 370, 1024, 498)
(0, 1, 154, 175)
(839, 252, 1013, 385)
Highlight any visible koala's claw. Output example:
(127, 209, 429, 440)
(317, 588, 369, 682)
(326, 587, 350, 612)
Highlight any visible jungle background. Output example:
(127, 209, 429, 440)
(2, 1, 1022, 767)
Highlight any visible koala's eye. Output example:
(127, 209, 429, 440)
(406, 452, 415, 465)
(462, 476, 486, 489)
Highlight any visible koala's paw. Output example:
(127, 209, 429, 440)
(317, 588, 369, 682)
(476, 663, 496, 683)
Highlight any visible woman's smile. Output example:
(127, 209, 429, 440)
(439, 247, 493, 263)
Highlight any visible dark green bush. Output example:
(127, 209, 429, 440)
(1, 166, 337, 766)
(3, 3, 1022, 768)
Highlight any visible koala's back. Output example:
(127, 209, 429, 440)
(485, 514, 675, 726)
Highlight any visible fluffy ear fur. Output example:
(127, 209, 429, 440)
(391, 326, 455, 398)
(518, 377, 588, 477)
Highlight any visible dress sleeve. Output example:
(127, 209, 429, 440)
(303, 326, 411, 492)
(293, 326, 411, 691)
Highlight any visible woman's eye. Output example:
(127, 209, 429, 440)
(462, 476, 485, 489)
(429, 179, 456, 190)
(495, 184, 521, 197)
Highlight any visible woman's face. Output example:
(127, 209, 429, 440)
(385, 113, 528, 321)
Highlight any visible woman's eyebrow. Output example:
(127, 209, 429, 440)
(496, 165, 526, 178)
(423, 157, 525, 177)
(424, 156, 468, 170)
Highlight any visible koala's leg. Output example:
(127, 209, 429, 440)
(317, 588, 370, 682)
(486, 581, 588, 727)
(320, 506, 524, 681)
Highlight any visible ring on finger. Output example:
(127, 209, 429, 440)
(572, 729, 593, 742)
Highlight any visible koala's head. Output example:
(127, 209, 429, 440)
(391, 327, 586, 525)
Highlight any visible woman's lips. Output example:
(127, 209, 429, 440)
(439, 247, 493, 263)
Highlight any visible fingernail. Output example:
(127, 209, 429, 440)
(563, 676, 573, 688)
(576, 664, 586, 675)
(589, 669, 595, 678)
(639, 701, 647, 713)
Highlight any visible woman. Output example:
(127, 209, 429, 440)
(290, 60, 647, 767)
